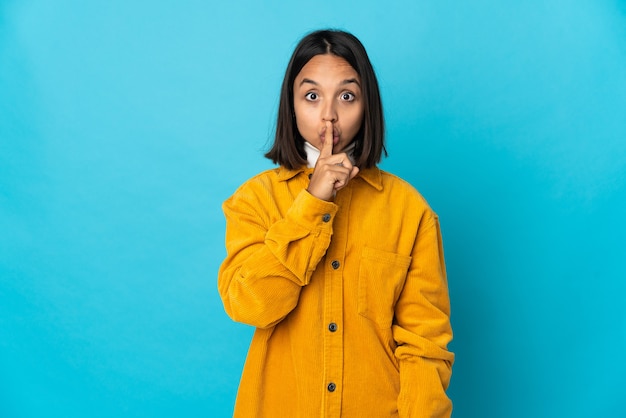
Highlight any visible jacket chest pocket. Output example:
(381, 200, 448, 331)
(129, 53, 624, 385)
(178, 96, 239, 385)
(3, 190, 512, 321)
(358, 247, 412, 329)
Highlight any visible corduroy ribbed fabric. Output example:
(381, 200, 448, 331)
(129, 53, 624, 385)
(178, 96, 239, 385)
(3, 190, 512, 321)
(218, 165, 454, 418)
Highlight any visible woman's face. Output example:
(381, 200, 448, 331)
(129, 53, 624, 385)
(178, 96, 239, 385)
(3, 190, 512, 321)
(293, 54, 364, 154)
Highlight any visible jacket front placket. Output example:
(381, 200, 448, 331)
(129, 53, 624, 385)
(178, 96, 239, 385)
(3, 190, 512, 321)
(321, 185, 353, 417)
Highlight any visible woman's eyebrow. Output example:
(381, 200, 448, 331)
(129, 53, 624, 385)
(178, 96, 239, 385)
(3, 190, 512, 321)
(299, 78, 318, 86)
(298, 78, 361, 87)
(342, 78, 360, 87)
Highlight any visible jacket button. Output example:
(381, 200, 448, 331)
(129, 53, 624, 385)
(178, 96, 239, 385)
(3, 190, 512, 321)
(322, 213, 331, 222)
(328, 322, 337, 332)
(331, 260, 340, 269)
(327, 382, 336, 392)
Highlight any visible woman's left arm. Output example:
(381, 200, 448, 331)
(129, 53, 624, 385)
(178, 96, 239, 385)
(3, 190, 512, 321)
(394, 212, 455, 418)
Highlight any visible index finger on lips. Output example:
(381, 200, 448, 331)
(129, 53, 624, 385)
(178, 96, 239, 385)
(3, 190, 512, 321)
(320, 120, 333, 158)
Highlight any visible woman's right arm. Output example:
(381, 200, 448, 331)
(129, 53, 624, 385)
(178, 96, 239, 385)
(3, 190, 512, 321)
(218, 185, 337, 329)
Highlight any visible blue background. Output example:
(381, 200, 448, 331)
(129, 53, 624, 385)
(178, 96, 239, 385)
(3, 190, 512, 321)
(2, 1, 625, 417)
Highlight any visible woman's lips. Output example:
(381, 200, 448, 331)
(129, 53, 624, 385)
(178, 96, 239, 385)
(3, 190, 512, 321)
(320, 130, 340, 145)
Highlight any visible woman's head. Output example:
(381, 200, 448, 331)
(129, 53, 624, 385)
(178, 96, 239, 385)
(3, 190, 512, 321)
(265, 29, 386, 169)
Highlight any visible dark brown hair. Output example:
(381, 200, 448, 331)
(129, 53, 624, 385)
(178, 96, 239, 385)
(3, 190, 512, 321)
(265, 29, 386, 169)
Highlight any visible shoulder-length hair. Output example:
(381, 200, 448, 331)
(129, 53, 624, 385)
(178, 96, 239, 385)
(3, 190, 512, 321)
(265, 29, 386, 170)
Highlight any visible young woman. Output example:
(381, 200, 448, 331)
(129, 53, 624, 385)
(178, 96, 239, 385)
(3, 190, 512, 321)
(218, 29, 454, 418)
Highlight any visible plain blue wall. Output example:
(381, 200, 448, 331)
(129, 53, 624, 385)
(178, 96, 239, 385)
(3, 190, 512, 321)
(1, 1, 625, 417)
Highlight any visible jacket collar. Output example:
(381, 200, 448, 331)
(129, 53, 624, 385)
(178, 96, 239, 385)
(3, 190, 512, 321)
(277, 165, 383, 191)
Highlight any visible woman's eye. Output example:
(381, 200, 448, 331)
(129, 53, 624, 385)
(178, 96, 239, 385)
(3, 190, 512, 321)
(341, 92, 355, 101)
(305, 92, 318, 101)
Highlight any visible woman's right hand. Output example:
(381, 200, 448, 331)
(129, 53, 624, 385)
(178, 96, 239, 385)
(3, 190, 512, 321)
(307, 121, 359, 201)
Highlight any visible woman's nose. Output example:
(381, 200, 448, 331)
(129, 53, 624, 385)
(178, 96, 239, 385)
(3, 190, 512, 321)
(321, 101, 337, 122)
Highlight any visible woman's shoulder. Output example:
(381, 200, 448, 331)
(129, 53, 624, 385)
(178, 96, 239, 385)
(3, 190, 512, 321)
(241, 166, 283, 184)
(227, 167, 280, 195)
(370, 169, 439, 222)
(378, 169, 429, 199)
(226, 166, 305, 201)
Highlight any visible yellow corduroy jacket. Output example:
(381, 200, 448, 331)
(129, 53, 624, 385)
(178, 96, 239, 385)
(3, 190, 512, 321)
(218, 165, 454, 418)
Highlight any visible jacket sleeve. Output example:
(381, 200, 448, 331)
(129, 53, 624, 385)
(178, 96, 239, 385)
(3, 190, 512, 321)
(218, 185, 338, 329)
(393, 212, 454, 418)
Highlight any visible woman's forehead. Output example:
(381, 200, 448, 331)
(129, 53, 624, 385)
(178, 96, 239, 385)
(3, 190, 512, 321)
(295, 54, 359, 85)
